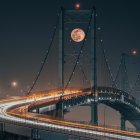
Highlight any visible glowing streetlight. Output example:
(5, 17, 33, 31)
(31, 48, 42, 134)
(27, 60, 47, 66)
(11, 81, 18, 87)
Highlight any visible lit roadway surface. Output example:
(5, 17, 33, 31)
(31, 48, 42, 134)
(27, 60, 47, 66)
(0, 90, 140, 140)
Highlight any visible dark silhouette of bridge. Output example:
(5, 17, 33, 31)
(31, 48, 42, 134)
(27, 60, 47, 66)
(0, 6, 140, 140)
(26, 7, 140, 132)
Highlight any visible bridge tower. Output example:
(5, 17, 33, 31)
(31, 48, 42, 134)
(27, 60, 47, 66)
(120, 53, 127, 130)
(120, 53, 128, 92)
(56, 6, 98, 124)
(90, 8, 98, 126)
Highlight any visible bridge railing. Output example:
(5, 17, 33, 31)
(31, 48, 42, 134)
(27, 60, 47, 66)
(0, 119, 118, 140)
(64, 120, 137, 132)
(98, 87, 140, 108)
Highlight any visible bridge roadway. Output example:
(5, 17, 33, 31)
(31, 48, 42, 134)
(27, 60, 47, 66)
(28, 87, 140, 131)
(0, 87, 140, 140)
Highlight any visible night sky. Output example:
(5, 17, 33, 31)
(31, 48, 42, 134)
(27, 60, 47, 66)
(0, 0, 140, 129)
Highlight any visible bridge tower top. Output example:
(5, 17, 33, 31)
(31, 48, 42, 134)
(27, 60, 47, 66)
(58, 7, 97, 91)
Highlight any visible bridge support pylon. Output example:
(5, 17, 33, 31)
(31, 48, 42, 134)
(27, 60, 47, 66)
(36, 108, 40, 114)
(58, 7, 64, 119)
(120, 114, 126, 130)
(55, 99, 64, 119)
(91, 101, 98, 125)
(90, 7, 98, 126)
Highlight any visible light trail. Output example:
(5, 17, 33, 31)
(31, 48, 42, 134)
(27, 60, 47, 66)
(0, 90, 140, 140)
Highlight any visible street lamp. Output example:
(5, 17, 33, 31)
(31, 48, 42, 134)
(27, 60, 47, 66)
(11, 81, 18, 87)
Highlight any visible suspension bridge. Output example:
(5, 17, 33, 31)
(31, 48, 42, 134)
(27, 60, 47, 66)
(0, 7, 140, 140)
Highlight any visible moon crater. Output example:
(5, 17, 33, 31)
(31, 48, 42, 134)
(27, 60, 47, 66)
(71, 28, 85, 42)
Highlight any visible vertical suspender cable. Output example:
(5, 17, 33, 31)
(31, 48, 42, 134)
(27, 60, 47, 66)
(27, 9, 61, 95)
(100, 41, 115, 87)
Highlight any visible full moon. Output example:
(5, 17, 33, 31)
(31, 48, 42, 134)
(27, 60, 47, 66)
(71, 28, 85, 42)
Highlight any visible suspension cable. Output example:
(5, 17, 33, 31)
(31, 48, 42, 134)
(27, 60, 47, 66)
(112, 54, 130, 91)
(70, 48, 90, 86)
(27, 9, 61, 95)
(100, 41, 115, 87)
(132, 72, 140, 92)
(124, 60, 131, 91)
(64, 8, 95, 90)
(112, 55, 123, 87)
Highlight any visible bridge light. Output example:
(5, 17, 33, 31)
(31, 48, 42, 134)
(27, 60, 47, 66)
(97, 27, 101, 30)
(131, 49, 138, 56)
(87, 98, 91, 102)
(75, 3, 80, 9)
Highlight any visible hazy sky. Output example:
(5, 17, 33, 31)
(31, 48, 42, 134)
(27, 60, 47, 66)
(0, 0, 140, 129)
(0, 0, 140, 96)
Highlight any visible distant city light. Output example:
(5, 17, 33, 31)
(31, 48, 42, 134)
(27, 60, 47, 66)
(11, 81, 18, 87)
(75, 3, 80, 9)
(131, 49, 138, 56)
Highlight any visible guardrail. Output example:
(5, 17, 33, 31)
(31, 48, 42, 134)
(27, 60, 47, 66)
(64, 120, 137, 132)
(0, 119, 121, 140)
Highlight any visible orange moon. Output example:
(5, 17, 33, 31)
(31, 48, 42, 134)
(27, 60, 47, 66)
(71, 28, 85, 42)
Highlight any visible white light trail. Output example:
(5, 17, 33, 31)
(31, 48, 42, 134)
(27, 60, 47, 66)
(0, 93, 139, 140)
